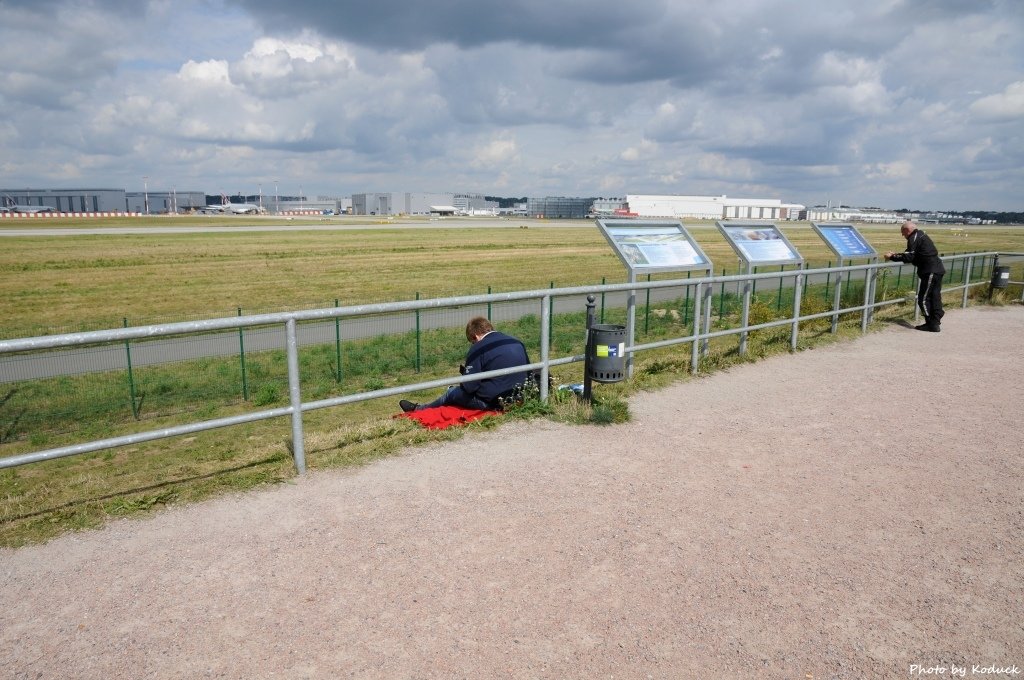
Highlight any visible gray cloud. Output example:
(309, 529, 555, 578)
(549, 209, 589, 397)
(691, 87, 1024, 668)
(0, 0, 1020, 209)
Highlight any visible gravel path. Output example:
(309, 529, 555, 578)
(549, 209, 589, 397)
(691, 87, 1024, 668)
(2, 306, 1022, 679)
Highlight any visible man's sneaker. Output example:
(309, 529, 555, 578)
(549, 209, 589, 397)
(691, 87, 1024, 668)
(399, 399, 418, 412)
(915, 324, 940, 332)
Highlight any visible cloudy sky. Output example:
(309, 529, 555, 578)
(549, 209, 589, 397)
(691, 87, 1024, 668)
(0, 0, 1021, 210)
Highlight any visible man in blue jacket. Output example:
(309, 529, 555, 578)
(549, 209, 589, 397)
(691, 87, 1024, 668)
(886, 220, 945, 332)
(400, 317, 531, 412)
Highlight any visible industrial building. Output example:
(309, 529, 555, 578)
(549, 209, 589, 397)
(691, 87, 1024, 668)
(590, 198, 628, 217)
(126, 191, 206, 214)
(0, 188, 127, 213)
(453, 193, 499, 216)
(525, 196, 594, 219)
(3, 187, 808, 221)
(626, 195, 805, 220)
(352, 192, 457, 216)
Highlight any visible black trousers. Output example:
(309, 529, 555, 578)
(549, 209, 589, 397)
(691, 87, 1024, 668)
(918, 272, 944, 327)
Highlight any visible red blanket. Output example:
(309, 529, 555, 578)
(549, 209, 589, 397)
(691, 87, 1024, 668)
(396, 405, 501, 430)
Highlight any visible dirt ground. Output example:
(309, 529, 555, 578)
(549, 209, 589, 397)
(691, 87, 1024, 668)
(2, 306, 1022, 679)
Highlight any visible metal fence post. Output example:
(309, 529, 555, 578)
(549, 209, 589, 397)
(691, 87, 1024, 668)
(238, 307, 249, 400)
(702, 282, 712, 356)
(487, 286, 492, 320)
(861, 267, 872, 333)
(831, 260, 843, 334)
(791, 273, 803, 351)
(962, 256, 973, 308)
(123, 318, 139, 420)
(684, 271, 691, 324)
(415, 292, 421, 372)
(626, 272, 637, 377)
(548, 282, 554, 348)
(776, 265, 784, 311)
(540, 294, 550, 401)
(644, 274, 651, 334)
(739, 264, 752, 356)
(719, 268, 726, 320)
(285, 318, 306, 474)
(600, 277, 606, 323)
(867, 260, 878, 324)
(691, 282, 702, 375)
(334, 299, 342, 383)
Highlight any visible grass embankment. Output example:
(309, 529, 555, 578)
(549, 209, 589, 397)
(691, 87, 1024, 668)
(0, 222, 1021, 547)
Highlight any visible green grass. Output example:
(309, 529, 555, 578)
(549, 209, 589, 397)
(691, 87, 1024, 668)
(0, 220, 1022, 547)
(1, 219, 1020, 338)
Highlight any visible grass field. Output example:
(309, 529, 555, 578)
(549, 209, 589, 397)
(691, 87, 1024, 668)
(1, 217, 1022, 547)
(2, 217, 1021, 338)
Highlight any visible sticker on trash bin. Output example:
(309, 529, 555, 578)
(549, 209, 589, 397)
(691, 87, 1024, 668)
(597, 343, 625, 358)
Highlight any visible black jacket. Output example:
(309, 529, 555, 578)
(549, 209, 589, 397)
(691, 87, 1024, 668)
(888, 229, 945, 275)
(462, 331, 530, 404)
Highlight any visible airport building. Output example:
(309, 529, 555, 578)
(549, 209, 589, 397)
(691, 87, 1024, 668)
(626, 195, 805, 220)
(591, 198, 628, 216)
(352, 192, 458, 216)
(0, 188, 127, 213)
(525, 196, 594, 219)
(453, 193, 499, 216)
(805, 206, 901, 223)
(126, 191, 206, 214)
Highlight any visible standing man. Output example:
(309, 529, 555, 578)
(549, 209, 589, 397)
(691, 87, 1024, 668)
(886, 220, 945, 332)
(400, 317, 531, 412)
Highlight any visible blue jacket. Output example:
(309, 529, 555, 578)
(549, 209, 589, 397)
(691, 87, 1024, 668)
(462, 331, 530, 404)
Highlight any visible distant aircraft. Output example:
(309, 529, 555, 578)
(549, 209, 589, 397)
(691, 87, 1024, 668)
(12, 205, 57, 214)
(225, 203, 263, 214)
(198, 203, 263, 214)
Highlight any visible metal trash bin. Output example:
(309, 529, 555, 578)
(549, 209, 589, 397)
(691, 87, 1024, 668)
(991, 265, 1011, 289)
(587, 324, 626, 383)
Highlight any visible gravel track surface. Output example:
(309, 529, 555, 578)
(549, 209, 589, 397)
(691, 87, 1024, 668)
(2, 306, 1022, 679)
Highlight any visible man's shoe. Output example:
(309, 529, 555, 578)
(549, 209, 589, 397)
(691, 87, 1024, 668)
(399, 399, 418, 412)
(915, 324, 939, 332)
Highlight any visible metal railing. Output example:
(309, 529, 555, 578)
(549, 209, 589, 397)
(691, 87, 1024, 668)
(0, 252, 1016, 474)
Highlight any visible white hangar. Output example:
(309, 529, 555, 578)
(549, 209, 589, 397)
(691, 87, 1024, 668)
(626, 194, 805, 220)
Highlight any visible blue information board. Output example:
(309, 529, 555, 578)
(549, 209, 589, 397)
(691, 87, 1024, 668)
(811, 223, 877, 259)
(716, 221, 803, 267)
(596, 219, 712, 274)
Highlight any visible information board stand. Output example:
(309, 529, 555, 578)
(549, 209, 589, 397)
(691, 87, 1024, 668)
(715, 221, 804, 355)
(811, 222, 879, 332)
(596, 219, 714, 377)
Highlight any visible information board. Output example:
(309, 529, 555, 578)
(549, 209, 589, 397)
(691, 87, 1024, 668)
(596, 219, 712, 274)
(715, 221, 803, 267)
(811, 222, 877, 259)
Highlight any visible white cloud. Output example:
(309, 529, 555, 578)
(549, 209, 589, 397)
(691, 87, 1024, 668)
(863, 160, 912, 180)
(620, 139, 658, 162)
(813, 53, 881, 87)
(471, 133, 519, 168)
(970, 82, 1024, 122)
(178, 60, 232, 86)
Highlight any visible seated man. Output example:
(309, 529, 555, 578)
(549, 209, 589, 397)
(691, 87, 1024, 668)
(400, 317, 531, 412)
